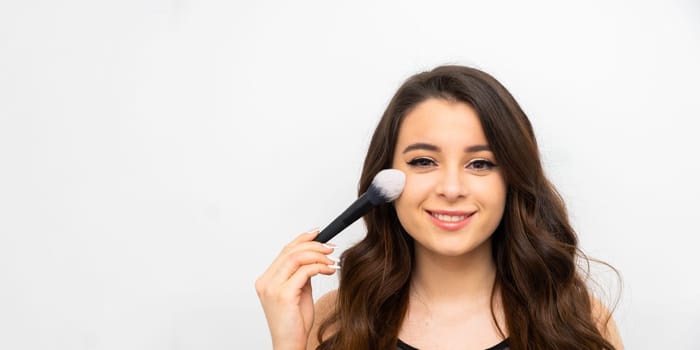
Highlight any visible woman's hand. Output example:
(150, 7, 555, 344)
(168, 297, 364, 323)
(255, 229, 338, 350)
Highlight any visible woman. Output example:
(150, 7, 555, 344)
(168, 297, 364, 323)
(255, 65, 623, 349)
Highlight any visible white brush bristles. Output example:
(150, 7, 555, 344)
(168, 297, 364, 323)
(369, 169, 406, 202)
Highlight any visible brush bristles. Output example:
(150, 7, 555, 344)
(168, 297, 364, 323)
(367, 169, 406, 205)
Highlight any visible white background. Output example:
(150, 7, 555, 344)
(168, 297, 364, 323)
(1, 0, 699, 349)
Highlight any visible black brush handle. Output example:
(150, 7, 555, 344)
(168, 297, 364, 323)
(314, 192, 374, 243)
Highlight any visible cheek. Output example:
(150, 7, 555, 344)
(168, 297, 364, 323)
(397, 174, 434, 203)
(393, 174, 434, 219)
(475, 177, 507, 217)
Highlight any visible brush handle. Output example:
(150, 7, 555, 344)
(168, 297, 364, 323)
(313, 192, 374, 243)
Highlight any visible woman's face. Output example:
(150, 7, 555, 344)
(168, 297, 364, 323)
(391, 98, 507, 258)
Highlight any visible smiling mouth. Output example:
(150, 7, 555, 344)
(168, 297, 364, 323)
(427, 211, 475, 222)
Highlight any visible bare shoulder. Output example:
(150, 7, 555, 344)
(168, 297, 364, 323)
(306, 290, 338, 350)
(315, 289, 338, 316)
(590, 296, 624, 349)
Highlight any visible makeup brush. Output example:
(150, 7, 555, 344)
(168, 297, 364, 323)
(314, 169, 406, 243)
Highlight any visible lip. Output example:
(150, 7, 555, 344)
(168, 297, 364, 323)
(425, 209, 475, 231)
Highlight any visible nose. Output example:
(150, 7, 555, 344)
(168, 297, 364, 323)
(436, 166, 467, 201)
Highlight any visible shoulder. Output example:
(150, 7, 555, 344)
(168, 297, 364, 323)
(315, 289, 338, 315)
(307, 289, 338, 350)
(590, 296, 624, 349)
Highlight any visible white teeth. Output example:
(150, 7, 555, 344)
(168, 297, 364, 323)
(431, 213, 467, 222)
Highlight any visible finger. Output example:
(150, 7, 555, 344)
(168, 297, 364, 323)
(285, 228, 322, 249)
(256, 229, 334, 293)
(258, 245, 335, 290)
(271, 250, 338, 284)
(279, 263, 338, 300)
(266, 238, 335, 275)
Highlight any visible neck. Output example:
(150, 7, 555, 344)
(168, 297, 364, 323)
(410, 239, 497, 306)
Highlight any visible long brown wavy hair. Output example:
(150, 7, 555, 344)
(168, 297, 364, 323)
(316, 65, 617, 350)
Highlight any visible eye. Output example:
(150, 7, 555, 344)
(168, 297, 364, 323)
(407, 157, 437, 168)
(467, 159, 497, 171)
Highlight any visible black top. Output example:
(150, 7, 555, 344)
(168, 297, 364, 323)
(397, 338, 509, 350)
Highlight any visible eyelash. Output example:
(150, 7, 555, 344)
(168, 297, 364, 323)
(407, 157, 437, 167)
(406, 157, 497, 171)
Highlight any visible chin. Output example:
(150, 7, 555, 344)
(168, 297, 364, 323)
(424, 235, 492, 258)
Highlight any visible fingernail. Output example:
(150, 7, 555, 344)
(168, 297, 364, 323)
(322, 243, 336, 250)
(328, 256, 340, 263)
(329, 264, 341, 270)
(306, 227, 320, 234)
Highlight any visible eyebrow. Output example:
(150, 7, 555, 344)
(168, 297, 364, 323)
(402, 142, 492, 154)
